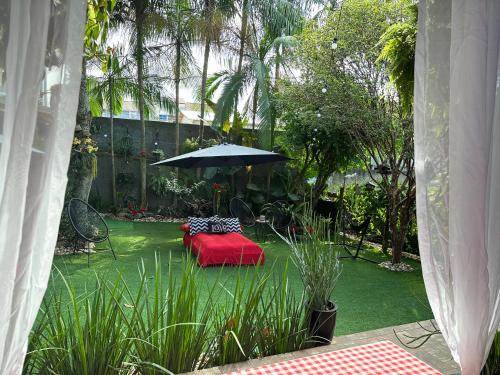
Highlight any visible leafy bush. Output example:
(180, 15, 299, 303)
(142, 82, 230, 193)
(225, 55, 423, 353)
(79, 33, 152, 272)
(482, 332, 500, 375)
(24, 258, 309, 374)
(275, 201, 342, 311)
(342, 183, 419, 254)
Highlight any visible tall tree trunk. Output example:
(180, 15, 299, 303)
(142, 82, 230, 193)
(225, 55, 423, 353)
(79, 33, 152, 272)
(173, 38, 182, 207)
(232, 0, 248, 135)
(199, 32, 211, 141)
(109, 77, 116, 208)
(136, 6, 147, 209)
(175, 39, 181, 156)
(381, 203, 390, 254)
(72, 58, 94, 203)
(251, 84, 258, 138)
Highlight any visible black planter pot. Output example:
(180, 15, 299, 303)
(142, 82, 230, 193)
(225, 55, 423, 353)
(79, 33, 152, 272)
(309, 301, 337, 345)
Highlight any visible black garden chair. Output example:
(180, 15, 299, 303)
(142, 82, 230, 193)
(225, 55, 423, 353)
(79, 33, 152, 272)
(67, 198, 116, 266)
(337, 212, 375, 263)
(229, 197, 256, 227)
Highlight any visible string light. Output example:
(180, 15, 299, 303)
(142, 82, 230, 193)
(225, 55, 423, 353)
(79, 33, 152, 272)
(103, 134, 108, 138)
(331, 37, 338, 50)
(322, 87, 327, 93)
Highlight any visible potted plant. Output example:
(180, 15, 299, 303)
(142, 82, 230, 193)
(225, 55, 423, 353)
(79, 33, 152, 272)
(274, 202, 342, 345)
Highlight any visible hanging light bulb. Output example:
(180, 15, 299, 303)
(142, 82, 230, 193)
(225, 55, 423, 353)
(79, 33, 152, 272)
(103, 134, 108, 138)
(321, 87, 327, 93)
(314, 128, 318, 132)
(316, 111, 322, 118)
(331, 37, 338, 50)
(154, 141, 158, 146)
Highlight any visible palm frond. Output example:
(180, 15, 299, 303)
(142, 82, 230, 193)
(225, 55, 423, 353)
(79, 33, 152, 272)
(212, 70, 247, 128)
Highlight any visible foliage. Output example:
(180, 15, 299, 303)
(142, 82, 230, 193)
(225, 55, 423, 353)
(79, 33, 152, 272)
(275, 77, 361, 202)
(274, 201, 342, 311)
(181, 137, 219, 154)
(129, 256, 216, 374)
(87, 51, 174, 120)
(23, 271, 133, 375)
(24, 258, 310, 374)
(482, 332, 500, 375)
(342, 183, 387, 240)
(150, 172, 205, 198)
(377, 4, 418, 115)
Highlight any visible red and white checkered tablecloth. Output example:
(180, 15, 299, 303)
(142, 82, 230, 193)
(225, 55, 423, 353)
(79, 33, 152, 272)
(225, 340, 442, 375)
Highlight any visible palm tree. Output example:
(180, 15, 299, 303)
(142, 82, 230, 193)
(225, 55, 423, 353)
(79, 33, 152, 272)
(212, 31, 298, 149)
(115, 0, 172, 208)
(88, 50, 173, 208)
(198, 0, 235, 141)
(212, 0, 309, 149)
(159, 0, 200, 158)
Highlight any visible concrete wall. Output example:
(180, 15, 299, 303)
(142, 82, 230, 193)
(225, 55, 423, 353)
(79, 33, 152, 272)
(89, 117, 282, 212)
(90, 117, 218, 211)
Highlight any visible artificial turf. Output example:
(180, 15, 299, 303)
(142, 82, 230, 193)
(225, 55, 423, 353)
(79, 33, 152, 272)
(50, 219, 433, 336)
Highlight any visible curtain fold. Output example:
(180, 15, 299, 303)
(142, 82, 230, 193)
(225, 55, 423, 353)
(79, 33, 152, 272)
(414, 1, 500, 374)
(0, 0, 85, 372)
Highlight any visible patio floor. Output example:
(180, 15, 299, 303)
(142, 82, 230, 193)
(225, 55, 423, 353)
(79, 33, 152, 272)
(184, 320, 460, 375)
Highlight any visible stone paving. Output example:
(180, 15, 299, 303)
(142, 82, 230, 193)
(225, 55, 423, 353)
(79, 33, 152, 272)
(183, 320, 460, 375)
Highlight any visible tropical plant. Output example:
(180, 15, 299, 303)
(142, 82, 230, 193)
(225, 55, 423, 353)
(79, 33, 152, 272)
(198, 0, 235, 140)
(23, 271, 133, 375)
(274, 201, 342, 311)
(210, 265, 270, 365)
(129, 256, 217, 374)
(482, 332, 500, 375)
(293, 0, 416, 264)
(114, 0, 173, 208)
(211, 0, 309, 148)
(275, 77, 360, 204)
(256, 263, 309, 356)
(377, 4, 417, 115)
(156, 0, 201, 159)
(68, 0, 116, 205)
(88, 49, 173, 207)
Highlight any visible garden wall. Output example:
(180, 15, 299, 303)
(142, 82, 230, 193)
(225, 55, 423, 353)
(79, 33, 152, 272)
(89, 117, 212, 211)
(89, 117, 281, 212)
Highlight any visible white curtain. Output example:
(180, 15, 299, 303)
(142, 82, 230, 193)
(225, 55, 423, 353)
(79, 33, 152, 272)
(0, 0, 85, 373)
(414, 0, 500, 374)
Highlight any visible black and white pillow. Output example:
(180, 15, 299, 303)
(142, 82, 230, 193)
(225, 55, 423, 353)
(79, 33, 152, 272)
(188, 216, 218, 236)
(221, 217, 242, 233)
(207, 220, 228, 234)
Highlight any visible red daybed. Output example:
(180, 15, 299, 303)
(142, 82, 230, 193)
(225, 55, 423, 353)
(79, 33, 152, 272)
(181, 225, 265, 267)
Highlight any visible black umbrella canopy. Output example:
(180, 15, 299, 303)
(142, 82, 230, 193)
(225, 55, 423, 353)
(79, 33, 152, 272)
(151, 143, 289, 168)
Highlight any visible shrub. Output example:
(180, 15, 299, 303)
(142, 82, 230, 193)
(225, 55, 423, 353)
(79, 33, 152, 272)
(24, 258, 310, 374)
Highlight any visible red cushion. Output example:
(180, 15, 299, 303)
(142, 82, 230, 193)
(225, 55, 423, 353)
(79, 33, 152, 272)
(183, 232, 265, 267)
(180, 223, 190, 232)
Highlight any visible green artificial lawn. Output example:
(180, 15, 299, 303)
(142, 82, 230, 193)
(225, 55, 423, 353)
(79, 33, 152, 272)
(50, 219, 433, 336)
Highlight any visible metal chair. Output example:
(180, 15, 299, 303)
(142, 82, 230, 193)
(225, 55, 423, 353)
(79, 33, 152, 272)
(229, 197, 256, 227)
(337, 213, 375, 263)
(67, 198, 116, 266)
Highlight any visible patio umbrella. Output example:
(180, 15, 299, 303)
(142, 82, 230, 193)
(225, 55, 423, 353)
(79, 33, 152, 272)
(151, 143, 289, 168)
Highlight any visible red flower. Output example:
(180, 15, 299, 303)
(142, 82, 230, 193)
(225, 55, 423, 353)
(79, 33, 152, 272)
(140, 207, 145, 213)
(212, 183, 221, 190)
(225, 317, 236, 330)
(139, 149, 146, 157)
(131, 209, 137, 216)
(262, 326, 272, 337)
